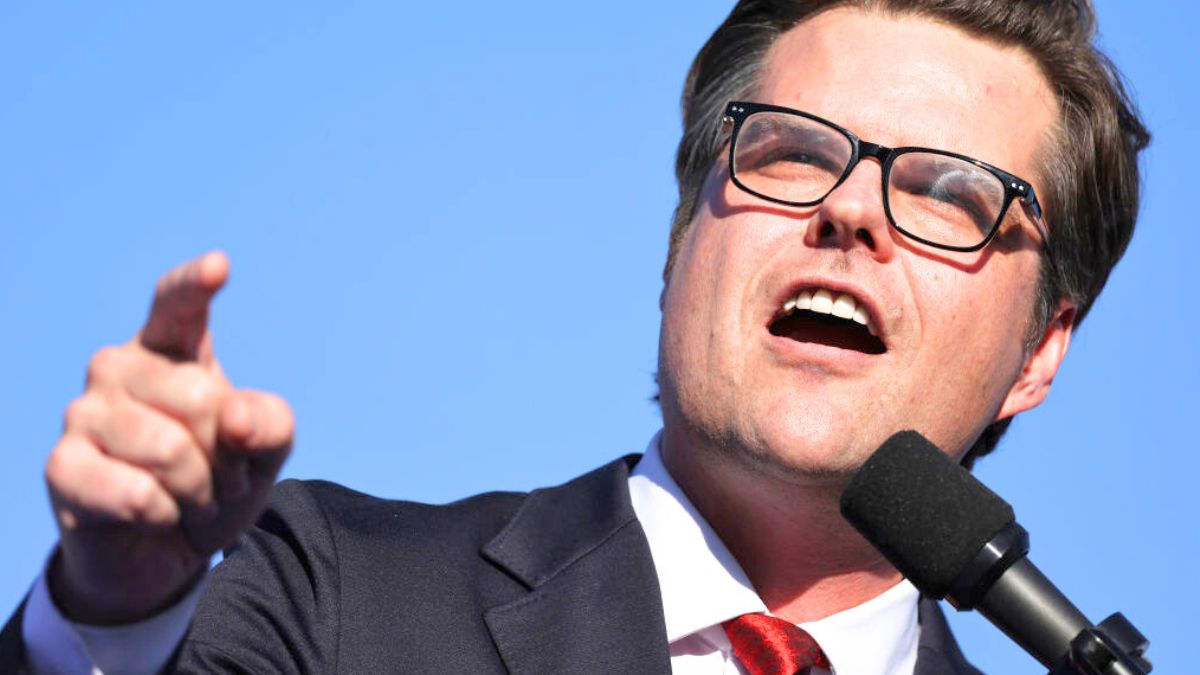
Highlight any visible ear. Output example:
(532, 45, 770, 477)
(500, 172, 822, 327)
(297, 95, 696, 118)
(660, 261, 672, 311)
(995, 299, 1077, 421)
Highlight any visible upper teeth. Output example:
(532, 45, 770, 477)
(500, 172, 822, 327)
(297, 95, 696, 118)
(783, 288, 878, 337)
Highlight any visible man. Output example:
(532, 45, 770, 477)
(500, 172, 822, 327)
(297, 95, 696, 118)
(1, 0, 1148, 673)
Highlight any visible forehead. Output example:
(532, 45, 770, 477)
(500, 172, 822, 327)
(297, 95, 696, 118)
(758, 7, 1058, 176)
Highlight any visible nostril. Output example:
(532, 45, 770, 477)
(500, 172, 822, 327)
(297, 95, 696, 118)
(819, 222, 837, 239)
(856, 228, 875, 249)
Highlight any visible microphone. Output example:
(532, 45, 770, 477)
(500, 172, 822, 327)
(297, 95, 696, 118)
(839, 431, 1149, 672)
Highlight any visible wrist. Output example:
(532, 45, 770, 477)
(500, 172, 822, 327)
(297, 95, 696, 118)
(48, 545, 208, 626)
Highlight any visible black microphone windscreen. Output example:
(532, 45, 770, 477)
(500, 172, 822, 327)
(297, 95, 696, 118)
(839, 430, 1015, 598)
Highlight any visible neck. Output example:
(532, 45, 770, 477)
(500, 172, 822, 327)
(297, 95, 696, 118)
(660, 427, 903, 624)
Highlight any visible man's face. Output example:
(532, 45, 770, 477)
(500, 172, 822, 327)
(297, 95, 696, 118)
(658, 8, 1067, 480)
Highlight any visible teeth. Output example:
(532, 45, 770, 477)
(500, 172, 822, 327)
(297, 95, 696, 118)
(781, 287, 881, 339)
(852, 306, 869, 326)
(810, 289, 833, 314)
(831, 293, 856, 319)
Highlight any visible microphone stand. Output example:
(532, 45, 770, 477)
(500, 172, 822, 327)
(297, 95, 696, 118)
(1047, 612, 1152, 675)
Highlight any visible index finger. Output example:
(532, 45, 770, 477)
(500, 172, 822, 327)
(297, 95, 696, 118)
(139, 251, 230, 361)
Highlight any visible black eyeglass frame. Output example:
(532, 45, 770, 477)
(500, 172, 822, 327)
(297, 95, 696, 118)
(722, 101, 1050, 253)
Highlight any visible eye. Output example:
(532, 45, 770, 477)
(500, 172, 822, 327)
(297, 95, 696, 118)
(753, 147, 841, 172)
(889, 156, 1005, 234)
(927, 173, 995, 227)
(731, 111, 854, 204)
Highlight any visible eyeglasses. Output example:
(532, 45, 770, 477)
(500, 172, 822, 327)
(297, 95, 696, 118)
(722, 102, 1049, 253)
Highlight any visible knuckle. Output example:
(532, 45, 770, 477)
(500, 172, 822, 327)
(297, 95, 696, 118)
(44, 435, 93, 496)
(148, 424, 193, 468)
(178, 375, 222, 419)
(112, 406, 147, 452)
(123, 475, 163, 520)
(62, 396, 97, 431)
(85, 345, 126, 385)
(44, 439, 78, 486)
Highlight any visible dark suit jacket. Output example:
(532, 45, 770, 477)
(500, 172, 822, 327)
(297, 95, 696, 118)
(0, 455, 981, 674)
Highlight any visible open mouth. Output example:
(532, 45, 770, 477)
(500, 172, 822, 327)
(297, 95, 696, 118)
(768, 288, 886, 355)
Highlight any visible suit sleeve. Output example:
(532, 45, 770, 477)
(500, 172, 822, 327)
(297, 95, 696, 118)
(0, 554, 205, 675)
(167, 479, 344, 673)
(0, 600, 32, 675)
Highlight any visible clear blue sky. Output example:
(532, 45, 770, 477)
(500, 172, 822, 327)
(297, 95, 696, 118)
(1, 2, 1193, 672)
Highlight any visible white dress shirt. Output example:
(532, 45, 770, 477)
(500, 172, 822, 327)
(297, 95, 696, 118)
(628, 432, 921, 675)
(24, 432, 921, 674)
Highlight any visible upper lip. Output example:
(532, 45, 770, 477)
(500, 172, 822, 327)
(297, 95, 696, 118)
(768, 276, 888, 347)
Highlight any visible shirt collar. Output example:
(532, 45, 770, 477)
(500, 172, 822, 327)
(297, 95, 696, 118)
(628, 431, 922, 675)
(628, 431, 766, 642)
(799, 576, 921, 675)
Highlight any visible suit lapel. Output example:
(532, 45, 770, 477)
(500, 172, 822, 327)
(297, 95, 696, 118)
(481, 456, 672, 675)
(913, 596, 983, 675)
(478, 457, 981, 675)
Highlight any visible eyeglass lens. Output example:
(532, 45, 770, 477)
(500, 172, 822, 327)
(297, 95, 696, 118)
(732, 111, 1008, 249)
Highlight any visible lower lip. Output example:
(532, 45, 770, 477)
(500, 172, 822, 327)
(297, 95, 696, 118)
(763, 331, 885, 370)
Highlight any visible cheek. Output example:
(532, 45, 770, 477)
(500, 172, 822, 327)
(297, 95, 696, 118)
(659, 183, 784, 413)
(659, 216, 730, 395)
(910, 259, 1038, 412)
(665, 176, 779, 322)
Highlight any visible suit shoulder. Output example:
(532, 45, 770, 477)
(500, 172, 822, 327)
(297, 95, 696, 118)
(267, 478, 528, 546)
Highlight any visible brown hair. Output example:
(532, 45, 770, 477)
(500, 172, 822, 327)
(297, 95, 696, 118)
(665, 0, 1150, 467)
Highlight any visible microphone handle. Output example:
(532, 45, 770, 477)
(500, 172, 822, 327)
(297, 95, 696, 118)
(973, 556, 1092, 668)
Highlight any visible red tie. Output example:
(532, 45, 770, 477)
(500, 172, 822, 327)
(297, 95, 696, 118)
(722, 613, 832, 675)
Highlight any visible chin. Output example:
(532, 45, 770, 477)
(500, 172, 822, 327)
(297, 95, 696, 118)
(731, 405, 876, 484)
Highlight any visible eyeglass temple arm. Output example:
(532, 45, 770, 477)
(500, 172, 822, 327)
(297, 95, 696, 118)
(1019, 186, 1051, 246)
(1017, 186, 1065, 286)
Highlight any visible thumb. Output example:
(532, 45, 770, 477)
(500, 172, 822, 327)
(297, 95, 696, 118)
(214, 389, 295, 502)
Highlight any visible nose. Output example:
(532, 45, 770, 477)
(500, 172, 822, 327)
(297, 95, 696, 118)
(805, 159, 896, 263)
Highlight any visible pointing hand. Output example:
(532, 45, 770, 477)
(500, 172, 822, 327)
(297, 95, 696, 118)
(45, 252, 294, 624)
